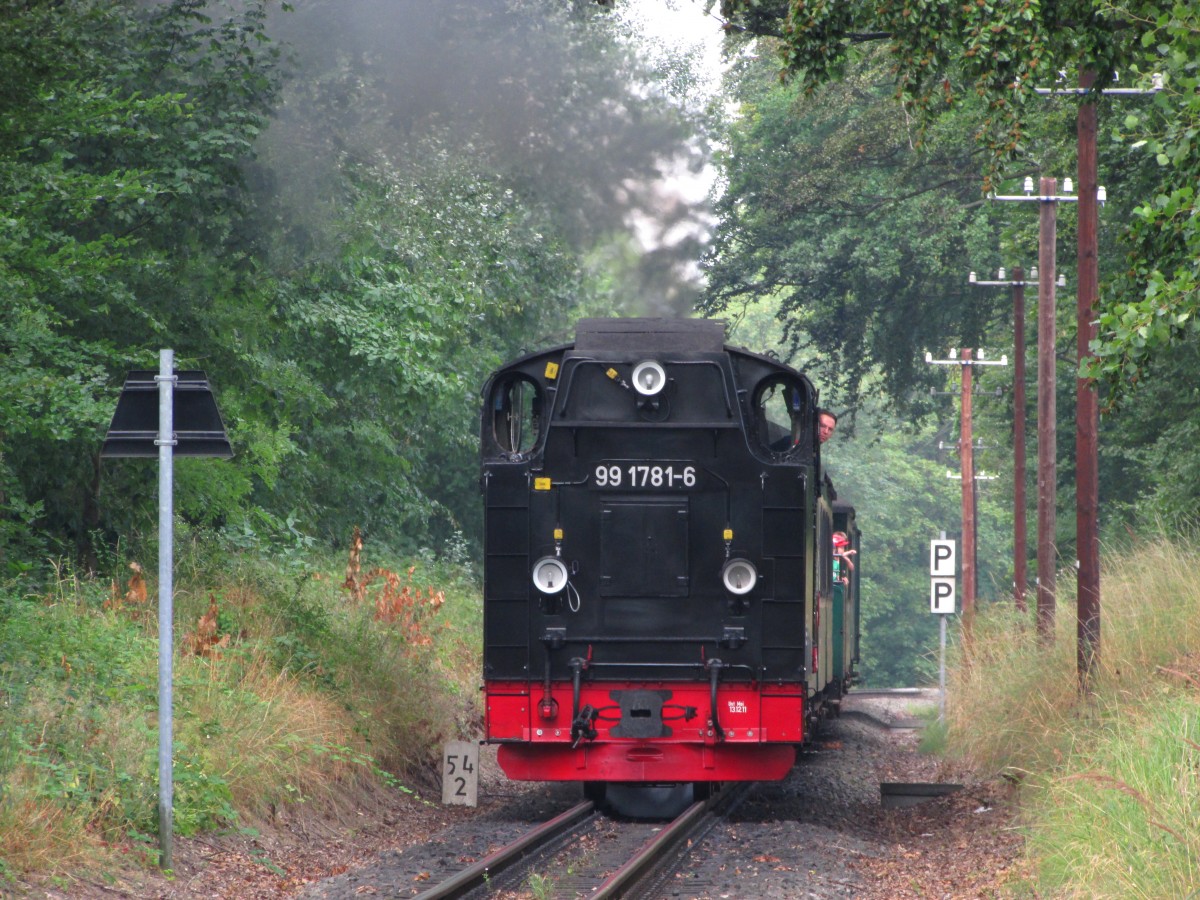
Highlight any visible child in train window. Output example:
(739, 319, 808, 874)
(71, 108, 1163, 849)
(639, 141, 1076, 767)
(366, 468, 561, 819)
(832, 531, 855, 584)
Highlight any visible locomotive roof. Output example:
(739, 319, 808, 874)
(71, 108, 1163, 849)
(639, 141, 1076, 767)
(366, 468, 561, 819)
(574, 317, 726, 352)
(572, 319, 810, 383)
(487, 318, 814, 394)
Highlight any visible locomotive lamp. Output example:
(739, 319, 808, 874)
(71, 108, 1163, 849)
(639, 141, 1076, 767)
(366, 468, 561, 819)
(721, 558, 757, 595)
(532, 556, 570, 594)
(631, 359, 667, 396)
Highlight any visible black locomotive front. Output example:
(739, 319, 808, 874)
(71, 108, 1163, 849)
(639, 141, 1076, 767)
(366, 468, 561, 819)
(481, 318, 837, 786)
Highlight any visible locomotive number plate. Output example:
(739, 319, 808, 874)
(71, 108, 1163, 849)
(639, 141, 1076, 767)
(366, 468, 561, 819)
(591, 461, 697, 489)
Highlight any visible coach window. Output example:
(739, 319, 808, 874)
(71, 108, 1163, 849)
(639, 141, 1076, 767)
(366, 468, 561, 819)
(489, 375, 542, 458)
(752, 376, 808, 456)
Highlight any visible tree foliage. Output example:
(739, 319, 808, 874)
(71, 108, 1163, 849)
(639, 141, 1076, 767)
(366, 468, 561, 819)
(715, 0, 1200, 411)
(265, 149, 587, 548)
(700, 49, 1004, 415)
(0, 0, 285, 569)
(699, 1, 1200, 527)
(1089, 4, 1200, 406)
(260, 0, 707, 313)
(2, 0, 711, 574)
(241, 0, 705, 551)
(720, 0, 1137, 182)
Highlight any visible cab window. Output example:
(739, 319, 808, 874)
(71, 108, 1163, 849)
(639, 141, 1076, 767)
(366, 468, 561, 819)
(752, 376, 809, 456)
(489, 375, 542, 457)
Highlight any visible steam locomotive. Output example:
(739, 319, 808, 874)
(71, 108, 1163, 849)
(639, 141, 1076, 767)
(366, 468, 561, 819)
(480, 318, 860, 808)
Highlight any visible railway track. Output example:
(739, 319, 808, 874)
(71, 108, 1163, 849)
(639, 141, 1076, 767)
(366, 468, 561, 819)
(412, 784, 751, 899)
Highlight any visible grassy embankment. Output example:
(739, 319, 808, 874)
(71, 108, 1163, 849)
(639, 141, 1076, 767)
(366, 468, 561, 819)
(5, 531, 1199, 895)
(0, 529, 481, 886)
(944, 533, 1200, 897)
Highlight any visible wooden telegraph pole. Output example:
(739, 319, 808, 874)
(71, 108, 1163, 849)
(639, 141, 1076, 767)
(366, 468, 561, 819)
(969, 267, 1032, 614)
(1033, 69, 1161, 685)
(1036, 177, 1058, 642)
(960, 348, 976, 636)
(1076, 72, 1101, 683)
(926, 346, 1007, 645)
(1011, 269, 1029, 613)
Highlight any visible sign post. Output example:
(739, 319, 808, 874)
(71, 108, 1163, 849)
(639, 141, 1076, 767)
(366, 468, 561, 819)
(101, 352, 232, 869)
(156, 351, 175, 870)
(930, 537, 957, 723)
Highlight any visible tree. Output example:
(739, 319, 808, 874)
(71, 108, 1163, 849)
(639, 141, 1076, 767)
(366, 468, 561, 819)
(694, 1, 1200, 538)
(700, 48, 1005, 414)
(235, 0, 717, 552)
(719, 0, 1136, 179)
(1088, 4, 1200, 408)
(0, 0, 764, 572)
(0, 0, 285, 570)
(259, 0, 709, 314)
(715, 0, 1199, 410)
(263, 148, 589, 549)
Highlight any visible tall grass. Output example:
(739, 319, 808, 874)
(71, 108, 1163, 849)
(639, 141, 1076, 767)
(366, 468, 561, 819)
(946, 534, 1200, 897)
(0, 535, 482, 885)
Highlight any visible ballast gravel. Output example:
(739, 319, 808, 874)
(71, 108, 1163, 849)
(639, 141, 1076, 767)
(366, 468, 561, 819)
(293, 691, 1022, 900)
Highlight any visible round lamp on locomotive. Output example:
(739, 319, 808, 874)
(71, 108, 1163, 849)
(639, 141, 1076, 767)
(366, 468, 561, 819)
(631, 359, 667, 396)
(531, 556, 569, 594)
(721, 558, 757, 595)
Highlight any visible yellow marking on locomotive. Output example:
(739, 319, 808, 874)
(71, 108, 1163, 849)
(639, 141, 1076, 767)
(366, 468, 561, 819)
(534, 477, 552, 491)
(544, 361, 559, 380)
(724, 528, 734, 541)
(606, 367, 619, 380)
(553, 528, 564, 540)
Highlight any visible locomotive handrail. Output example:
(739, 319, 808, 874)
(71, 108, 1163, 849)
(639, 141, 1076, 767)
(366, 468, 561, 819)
(576, 660, 758, 678)
(545, 419, 742, 429)
(551, 635, 742, 644)
(707, 658, 726, 740)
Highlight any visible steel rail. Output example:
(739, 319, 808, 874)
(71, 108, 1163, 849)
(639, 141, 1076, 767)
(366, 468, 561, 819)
(411, 800, 594, 900)
(590, 799, 709, 899)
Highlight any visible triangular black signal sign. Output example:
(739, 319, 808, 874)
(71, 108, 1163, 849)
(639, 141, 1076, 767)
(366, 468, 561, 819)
(101, 370, 233, 459)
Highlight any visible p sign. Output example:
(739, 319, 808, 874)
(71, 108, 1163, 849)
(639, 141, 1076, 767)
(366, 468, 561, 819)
(930, 540, 956, 578)
(930, 577, 956, 614)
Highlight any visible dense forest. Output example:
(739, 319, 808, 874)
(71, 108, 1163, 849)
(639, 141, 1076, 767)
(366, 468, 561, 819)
(3, 0, 1199, 686)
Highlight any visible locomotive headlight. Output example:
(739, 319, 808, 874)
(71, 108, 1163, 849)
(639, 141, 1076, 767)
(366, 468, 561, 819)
(721, 558, 758, 595)
(532, 556, 570, 594)
(631, 360, 667, 396)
